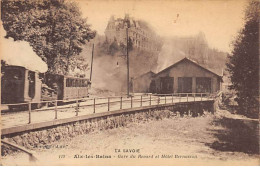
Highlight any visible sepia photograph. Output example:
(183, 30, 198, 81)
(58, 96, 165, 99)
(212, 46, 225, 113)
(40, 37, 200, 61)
(0, 0, 259, 166)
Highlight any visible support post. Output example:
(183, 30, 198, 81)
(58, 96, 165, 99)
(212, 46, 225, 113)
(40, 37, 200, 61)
(187, 94, 188, 102)
(194, 93, 196, 101)
(140, 95, 142, 107)
(55, 100, 57, 119)
(149, 95, 151, 106)
(108, 97, 110, 111)
(126, 27, 130, 97)
(179, 93, 181, 102)
(90, 44, 94, 81)
(158, 96, 160, 105)
(172, 94, 173, 103)
(120, 97, 122, 109)
(165, 95, 167, 104)
(93, 98, 96, 113)
(76, 100, 79, 116)
(131, 96, 133, 108)
(28, 102, 31, 124)
(201, 93, 202, 101)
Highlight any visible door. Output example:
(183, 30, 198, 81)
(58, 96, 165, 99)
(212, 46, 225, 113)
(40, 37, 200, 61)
(149, 80, 156, 93)
(196, 77, 211, 93)
(28, 71, 35, 99)
(160, 77, 174, 94)
(178, 77, 192, 93)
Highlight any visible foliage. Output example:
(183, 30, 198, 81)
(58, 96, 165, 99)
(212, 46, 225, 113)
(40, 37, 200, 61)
(97, 38, 133, 57)
(108, 40, 120, 56)
(1, 0, 96, 74)
(96, 37, 159, 76)
(226, 0, 259, 117)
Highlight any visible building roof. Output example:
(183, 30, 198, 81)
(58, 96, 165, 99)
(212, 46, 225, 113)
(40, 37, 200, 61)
(134, 71, 155, 80)
(156, 57, 222, 79)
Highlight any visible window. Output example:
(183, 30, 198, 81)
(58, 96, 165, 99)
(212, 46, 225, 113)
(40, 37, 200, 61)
(28, 71, 35, 98)
(160, 77, 174, 94)
(70, 79, 73, 87)
(69, 79, 72, 87)
(66, 79, 69, 87)
(75, 79, 78, 87)
(196, 77, 211, 93)
(178, 77, 192, 93)
(80, 80, 83, 87)
(78, 79, 81, 87)
(4, 69, 22, 80)
(82, 80, 84, 87)
(75, 79, 77, 87)
(79, 80, 81, 87)
(70, 79, 75, 87)
(83, 80, 87, 87)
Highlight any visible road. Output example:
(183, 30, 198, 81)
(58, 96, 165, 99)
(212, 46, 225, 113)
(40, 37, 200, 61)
(1, 95, 210, 129)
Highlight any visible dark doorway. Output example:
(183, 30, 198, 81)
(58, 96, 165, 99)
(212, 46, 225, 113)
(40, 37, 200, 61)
(160, 77, 174, 94)
(149, 80, 156, 93)
(178, 77, 192, 93)
(28, 71, 35, 99)
(196, 77, 211, 93)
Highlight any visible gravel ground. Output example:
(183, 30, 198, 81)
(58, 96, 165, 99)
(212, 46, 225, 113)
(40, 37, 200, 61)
(1, 110, 259, 166)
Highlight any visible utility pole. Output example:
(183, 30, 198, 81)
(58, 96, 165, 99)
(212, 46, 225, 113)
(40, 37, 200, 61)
(126, 26, 130, 97)
(90, 43, 94, 82)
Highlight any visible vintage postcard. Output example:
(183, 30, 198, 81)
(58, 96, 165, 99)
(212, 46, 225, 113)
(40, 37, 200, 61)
(0, 0, 259, 166)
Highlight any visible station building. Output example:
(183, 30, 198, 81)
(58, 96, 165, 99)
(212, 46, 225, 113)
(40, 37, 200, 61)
(132, 71, 155, 93)
(153, 57, 222, 94)
(133, 57, 222, 94)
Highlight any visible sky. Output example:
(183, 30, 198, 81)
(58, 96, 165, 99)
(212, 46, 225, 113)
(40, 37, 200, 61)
(77, 0, 248, 53)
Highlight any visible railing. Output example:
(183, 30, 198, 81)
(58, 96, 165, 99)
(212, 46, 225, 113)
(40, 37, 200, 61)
(1, 139, 38, 162)
(1, 93, 214, 128)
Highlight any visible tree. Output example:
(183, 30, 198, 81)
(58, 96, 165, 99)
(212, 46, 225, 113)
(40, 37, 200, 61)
(1, 0, 96, 74)
(108, 40, 119, 56)
(226, 0, 259, 117)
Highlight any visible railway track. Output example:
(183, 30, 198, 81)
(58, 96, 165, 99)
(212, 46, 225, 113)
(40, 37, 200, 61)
(1, 94, 212, 129)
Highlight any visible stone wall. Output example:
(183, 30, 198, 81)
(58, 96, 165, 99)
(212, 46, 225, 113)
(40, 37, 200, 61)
(1, 101, 214, 156)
